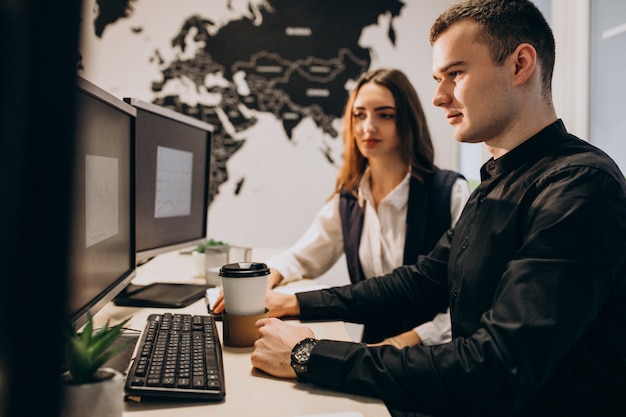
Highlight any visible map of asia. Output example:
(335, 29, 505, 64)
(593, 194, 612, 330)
(86, 0, 405, 205)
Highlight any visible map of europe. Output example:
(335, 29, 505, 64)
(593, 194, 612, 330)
(92, 0, 405, 204)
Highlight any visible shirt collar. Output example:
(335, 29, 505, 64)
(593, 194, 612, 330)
(358, 166, 412, 210)
(480, 119, 567, 181)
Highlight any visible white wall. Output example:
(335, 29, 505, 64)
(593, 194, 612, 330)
(588, 0, 626, 174)
(551, 0, 590, 140)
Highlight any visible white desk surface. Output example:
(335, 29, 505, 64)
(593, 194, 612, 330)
(93, 250, 390, 417)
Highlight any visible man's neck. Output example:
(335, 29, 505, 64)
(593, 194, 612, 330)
(487, 108, 557, 160)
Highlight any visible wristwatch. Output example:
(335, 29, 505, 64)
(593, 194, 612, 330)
(290, 337, 319, 381)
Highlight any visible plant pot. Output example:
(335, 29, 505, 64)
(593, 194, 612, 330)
(192, 250, 206, 278)
(61, 368, 124, 417)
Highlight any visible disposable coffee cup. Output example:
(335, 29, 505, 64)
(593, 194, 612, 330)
(219, 262, 269, 316)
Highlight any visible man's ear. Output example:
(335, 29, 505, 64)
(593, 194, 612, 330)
(512, 43, 537, 86)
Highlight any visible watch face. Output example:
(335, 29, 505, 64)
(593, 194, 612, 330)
(292, 338, 318, 365)
(294, 342, 315, 364)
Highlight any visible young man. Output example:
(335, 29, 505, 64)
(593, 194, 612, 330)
(250, 1, 626, 416)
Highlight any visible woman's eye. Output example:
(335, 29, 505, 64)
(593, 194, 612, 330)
(353, 112, 365, 120)
(380, 113, 395, 120)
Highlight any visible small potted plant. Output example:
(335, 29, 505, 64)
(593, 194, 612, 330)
(61, 314, 131, 417)
(193, 239, 229, 285)
(195, 238, 228, 254)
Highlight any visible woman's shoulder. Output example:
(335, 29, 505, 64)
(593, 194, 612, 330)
(412, 167, 465, 188)
(433, 167, 465, 181)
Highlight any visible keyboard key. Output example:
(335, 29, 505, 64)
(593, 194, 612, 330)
(192, 376, 205, 387)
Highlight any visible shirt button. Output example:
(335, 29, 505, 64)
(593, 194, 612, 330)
(452, 288, 458, 297)
(478, 194, 487, 205)
(461, 241, 469, 250)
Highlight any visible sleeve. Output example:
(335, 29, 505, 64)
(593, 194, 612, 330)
(266, 195, 345, 284)
(297, 237, 451, 326)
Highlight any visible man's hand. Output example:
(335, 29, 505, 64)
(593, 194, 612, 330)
(251, 318, 315, 379)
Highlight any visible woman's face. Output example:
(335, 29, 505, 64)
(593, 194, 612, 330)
(352, 82, 403, 162)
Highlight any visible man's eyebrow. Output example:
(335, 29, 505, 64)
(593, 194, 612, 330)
(434, 60, 466, 75)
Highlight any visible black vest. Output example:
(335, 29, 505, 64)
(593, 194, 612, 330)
(339, 168, 464, 343)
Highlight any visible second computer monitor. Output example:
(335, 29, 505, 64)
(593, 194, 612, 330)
(127, 98, 214, 264)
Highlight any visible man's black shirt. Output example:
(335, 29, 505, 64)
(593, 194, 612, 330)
(297, 120, 626, 417)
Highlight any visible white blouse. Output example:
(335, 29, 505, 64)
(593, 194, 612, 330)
(267, 168, 471, 345)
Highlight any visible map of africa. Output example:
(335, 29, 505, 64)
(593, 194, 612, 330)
(89, 0, 405, 205)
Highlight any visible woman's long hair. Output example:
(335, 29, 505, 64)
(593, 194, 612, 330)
(334, 68, 435, 197)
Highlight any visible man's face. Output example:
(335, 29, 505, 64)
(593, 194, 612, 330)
(431, 19, 517, 146)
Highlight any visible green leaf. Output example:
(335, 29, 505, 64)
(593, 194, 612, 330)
(79, 313, 93, 346)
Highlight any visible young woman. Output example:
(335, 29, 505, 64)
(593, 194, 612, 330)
(215, 68, 470, 346)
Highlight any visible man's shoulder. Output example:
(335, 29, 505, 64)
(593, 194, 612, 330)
(547, 135, 625, 185)
(530, 137, 626, 201)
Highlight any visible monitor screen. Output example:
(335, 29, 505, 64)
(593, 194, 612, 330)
(125, 98, 213, 265)
(67, 77, 137, 329)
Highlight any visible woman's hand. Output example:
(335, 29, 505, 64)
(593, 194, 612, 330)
(266, 290, 300, 318)
(211, 287, 226, 314)
(368, 329, 422, 348)
(211, 272, 300, 317)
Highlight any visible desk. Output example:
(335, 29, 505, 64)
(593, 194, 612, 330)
(94, 250, 391, 417)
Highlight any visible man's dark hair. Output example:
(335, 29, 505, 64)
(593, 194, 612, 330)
(430, 0, 555, 97)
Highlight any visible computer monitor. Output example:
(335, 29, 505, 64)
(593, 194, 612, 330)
(124, 98, 214, 265)
(67, 77, 137, 329)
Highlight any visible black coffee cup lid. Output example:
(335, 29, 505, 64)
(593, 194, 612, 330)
(219, 262, 270, 278)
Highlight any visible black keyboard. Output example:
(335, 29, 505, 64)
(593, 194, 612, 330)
(124, 313, 225, 401)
